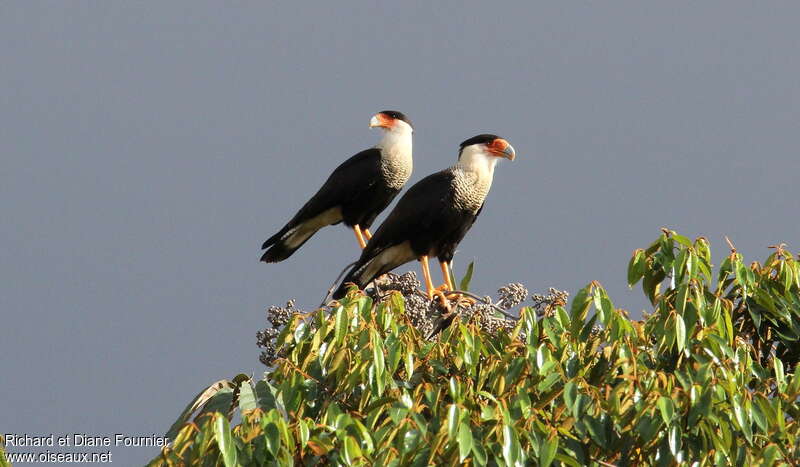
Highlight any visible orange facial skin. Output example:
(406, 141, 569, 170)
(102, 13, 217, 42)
(369, 113, 395, 129)
(487, 138, 516, 160)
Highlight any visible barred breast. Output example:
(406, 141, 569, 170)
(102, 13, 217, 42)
(451, 168, 492, 213)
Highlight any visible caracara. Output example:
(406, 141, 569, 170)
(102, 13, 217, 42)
(332, 134, 515, 300)
(260, 111, 413, 262)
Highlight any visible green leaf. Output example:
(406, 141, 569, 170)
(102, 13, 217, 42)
(539, 435, 558, 467)
(298, 419, 310, 448)
(389, 291, 405, 315)
(263, 422, 279, 456)
(164, 379, 232, 440)
(460, 261, 475, 291)
(457, 422, 474, 462)
(668, 424, 681, 457)
(751, 401, 768, 433)
(447, 404, 460, 438)
(675, 283, 689, 315)
(472, 442, 488, 466)
(537, 373, 561, 392)
(402, 430, 421, 454)
(536, 344, 552, 371)
(385, 335, 401, 373)
(293, 321, 308, 342)
(627, 249, 646, 286)
(722, 306, 734, 346)
(343, 435, 362, 465)
(761, 444, 781, 467)
(199, 388, 235, 420)
(773, 358, 785, 390)
(237, 379, 257, 412)
(584, 415, 608, 447)
(563, 381, 577, 411)
(571, 394, 590, 420)
(372, 331, 385, 381)
(254, 380, 278, 411)
(214, 415, 237, 467)
(404, 349, 414, 381)
(502, 424, 521, 467)
(732, 396, 753, 444)
(675, 314, 686, 352)
(357, 295, 373, 320)
(657, 397, 674, 424)
(786, 371, 800, 397)
(399, 391, 413, 410)
(449, 377, 461, 402)
(642, 268, 665, 305)
(672, 233, 692, 248)
(592, 287, 614, 325)
(688, 387, 712, 426)
(569, 285, 591, 325)
(334, 306, 347, 345)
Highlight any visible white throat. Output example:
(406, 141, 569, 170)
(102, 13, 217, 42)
(456, 145, 499, 178)
(450, 145, 500, 212)
(375, 120, 413, 154)
(375, 120, 413, 189)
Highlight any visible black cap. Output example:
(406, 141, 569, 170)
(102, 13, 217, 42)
(379, 110, 413, 129)
(458, 134, 500, 156)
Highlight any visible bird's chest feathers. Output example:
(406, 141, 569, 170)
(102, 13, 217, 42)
(378, 142, 413, 189)
(452, 169, 492, 213)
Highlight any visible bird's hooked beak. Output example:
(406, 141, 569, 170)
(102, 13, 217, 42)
(487, 138, 516, 160)
(369, 113, 393, 129)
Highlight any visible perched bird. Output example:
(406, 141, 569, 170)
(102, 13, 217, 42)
(260, 111, 413, 262)
(332, 134, 515, 300)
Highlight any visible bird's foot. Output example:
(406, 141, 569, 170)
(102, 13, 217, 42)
(432, 289, 452, 312)
(432, 284, 476, 306)
(433, 283, 456, 299)
(449, 293, 477, 307)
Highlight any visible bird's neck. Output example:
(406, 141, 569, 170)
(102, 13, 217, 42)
(455, 149, 498, 183)
(376, 128, 413, 189)
(376, 128, 412, 158)
(451, 149, 497, 212)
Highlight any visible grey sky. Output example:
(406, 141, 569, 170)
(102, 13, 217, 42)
(2, 2, 798, 464)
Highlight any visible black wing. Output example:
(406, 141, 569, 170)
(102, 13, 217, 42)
(358, 169, 460, 261)
(262, 148, 381, 248)
(436, 202, 483, 262)
(332, 169, 458, 296)
(285, 148, 383, 227)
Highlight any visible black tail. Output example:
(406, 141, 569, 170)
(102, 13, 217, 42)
(332, 262, 366, 299)
(261, 228, 285, 251)
(260, 226, 293, 263)
(260, 224, 317, 263)
(260, 242, 295, 263)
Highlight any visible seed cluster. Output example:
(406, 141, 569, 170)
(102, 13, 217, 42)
(257, 300, 305, 366)
(403, 293, 438, 338)
(496, 282, 529, 310)
(471, 306, 517, 335)
(531, 287, 570, 316)
(256, 277, 569, 366)
(374, 271, 421, 295)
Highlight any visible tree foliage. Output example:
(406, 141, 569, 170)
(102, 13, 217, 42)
(0, 439, 9, 467)
(148, 230, 800, 466)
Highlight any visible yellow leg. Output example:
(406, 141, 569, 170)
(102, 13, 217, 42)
(439, 261, 476, 305)
(419, 255, 435, 299)
(363, 228, 372, 240)
(353, 225, 367, 249)
(419, 256, 450, 309)
(440, 261, 455, 291)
